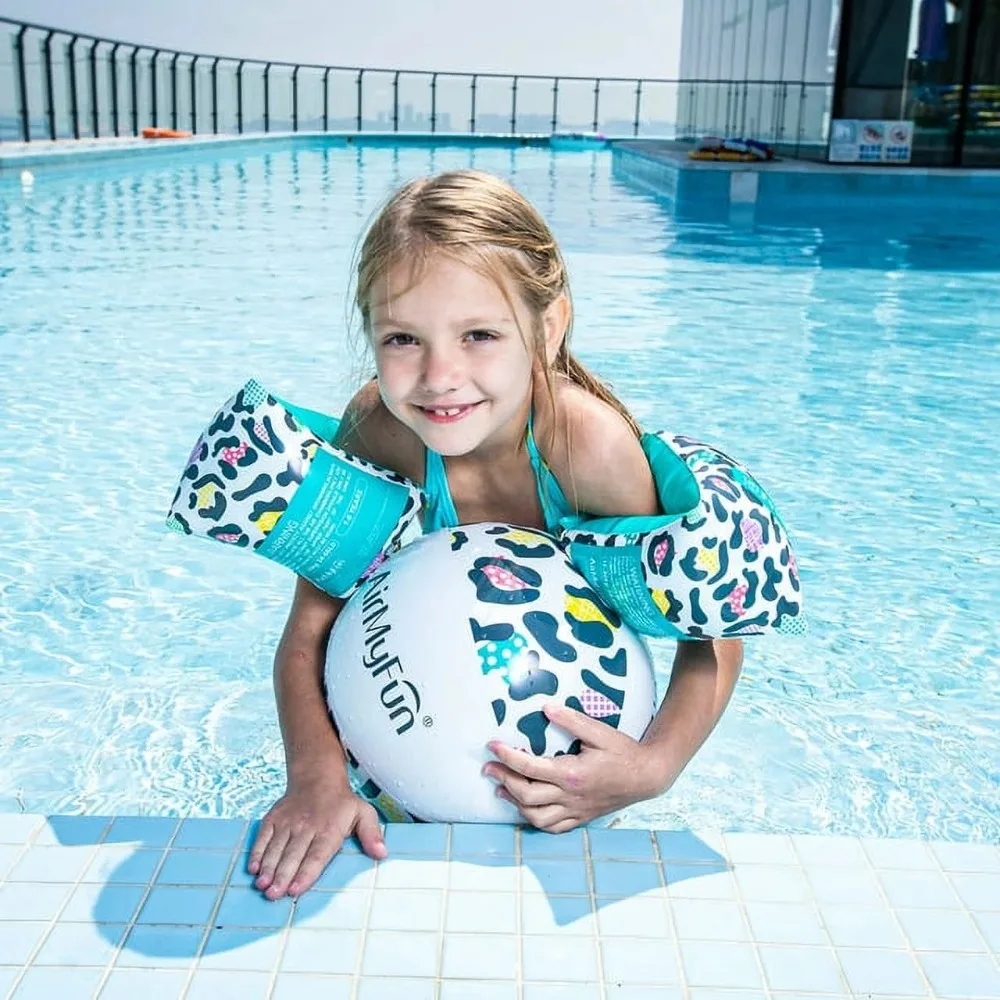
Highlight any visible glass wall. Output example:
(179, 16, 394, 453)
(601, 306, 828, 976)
(835, 0, 1000, 165)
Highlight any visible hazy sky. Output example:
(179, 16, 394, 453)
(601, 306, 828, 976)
(0, 0, 685, 78)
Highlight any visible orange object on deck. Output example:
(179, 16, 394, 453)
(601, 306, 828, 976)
(141, 127, 192, 140)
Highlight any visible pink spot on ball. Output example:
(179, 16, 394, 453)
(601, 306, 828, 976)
(743, 518, 764, 553)
(482, 564, 527, 591)
(580, 688, 619, 718)
(653, 538, 670, 571)
(728, 583, 748, 616)
(221, 441, 250, 466)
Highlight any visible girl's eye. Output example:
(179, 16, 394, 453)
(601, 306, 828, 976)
(382, 332, 416, 347)
(466, 329, 498, 343)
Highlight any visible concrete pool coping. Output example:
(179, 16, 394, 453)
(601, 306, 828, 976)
(609, 141, 1000, 217)
(0, 132, 556, 174)
(1, 813, 998, 999)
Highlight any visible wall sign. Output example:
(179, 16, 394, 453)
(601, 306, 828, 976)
(828, 119, 914, 164)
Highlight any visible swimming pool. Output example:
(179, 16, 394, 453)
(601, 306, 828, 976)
(1, 140, 997, 842)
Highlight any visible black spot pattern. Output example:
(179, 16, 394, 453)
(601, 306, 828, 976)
(522, 611, 577, 662)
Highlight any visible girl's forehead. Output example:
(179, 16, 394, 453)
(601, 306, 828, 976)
(370, 253, 523, 316)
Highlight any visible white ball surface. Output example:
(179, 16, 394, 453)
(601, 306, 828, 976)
(325, 523, 657, 823)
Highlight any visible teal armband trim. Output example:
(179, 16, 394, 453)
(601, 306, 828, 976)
(257, 446, 413, 595)
(558, 432, 699, 536)
(642, 432, 700, 516)
(274, 396, 342, 445)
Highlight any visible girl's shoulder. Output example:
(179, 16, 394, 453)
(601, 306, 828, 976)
(335, 379, 425, 484)
(535, 378, 658, 519)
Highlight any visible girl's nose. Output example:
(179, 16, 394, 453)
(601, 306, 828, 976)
(422, 344, 463, 395)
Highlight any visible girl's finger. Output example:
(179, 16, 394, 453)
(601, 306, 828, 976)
(247, 819, 274, 876)
(266, 831, 316, 900)
(498, 771, 564, 808)
(254, 826, 292, 892)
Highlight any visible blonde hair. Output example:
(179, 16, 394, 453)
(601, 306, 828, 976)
(354, 170, 641, 439)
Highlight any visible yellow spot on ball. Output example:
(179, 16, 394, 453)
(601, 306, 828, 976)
(255, 510, 283, 534)
(696, 547, 720, 574)
(193, 482, 217, 509)
(565, 593, 614, 630)
(506, 528, 550, 546)
(651, 589, 671, 616)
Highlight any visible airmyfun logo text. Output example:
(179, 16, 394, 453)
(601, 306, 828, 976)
(360, 571, 422, 735)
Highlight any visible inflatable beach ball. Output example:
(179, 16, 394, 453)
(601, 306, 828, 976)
(324, 523, 657, 823)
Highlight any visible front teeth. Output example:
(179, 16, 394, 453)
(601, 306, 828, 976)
(430, 407, 463, 416)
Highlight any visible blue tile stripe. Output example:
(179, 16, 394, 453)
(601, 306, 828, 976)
(0, 813, 996, 997)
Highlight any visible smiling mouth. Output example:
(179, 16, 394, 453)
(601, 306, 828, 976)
(418, 402, 482, 423)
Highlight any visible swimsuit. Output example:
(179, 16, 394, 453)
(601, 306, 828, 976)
(421, 409, 574, 534)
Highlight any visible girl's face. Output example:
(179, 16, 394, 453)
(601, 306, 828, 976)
(369, 254, 555, 458)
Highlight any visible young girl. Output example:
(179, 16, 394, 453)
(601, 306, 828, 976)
(248, 170, 744, 901)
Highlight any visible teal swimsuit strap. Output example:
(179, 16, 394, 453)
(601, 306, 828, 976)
(422, 448, 459, 534)
(422, 409, 575, 535)
(525, 409, 574, 533)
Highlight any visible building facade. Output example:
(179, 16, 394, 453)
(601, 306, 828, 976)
(680, 0, 1000, 166)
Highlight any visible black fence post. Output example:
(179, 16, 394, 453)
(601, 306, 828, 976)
(190, 55, 198, 134)
(236, 60, 244, 133)
(68, 36, 80, 140)
(953, 0, 985, 166)
(170, 51, 179, 130)
(150, 49, 160, 127)
(470, 74, 477, 132)
(551, 77, 559, 133)
(130, 47, 139, 136)
(292, 65, 299, 131)
(393, 70, 400, 131)
(430, 72, 437, 133)
(322, 67, 330, 130)
(263, 63, 271, 132)
(13, 25, 30, 141)
(43, 30, 56, 141)
(89, 39, 99, 137)
(592, 78, 601, 133)
(510, 76, 518, 133)
(110, 42, 120, 137)
(633, 79, 642, 136)
(356, 69, 364, 131)
(210, 58, 219, 134)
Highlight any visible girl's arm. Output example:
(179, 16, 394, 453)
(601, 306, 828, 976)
(248, 564, 388, 901)
(637, 638, 744, 796)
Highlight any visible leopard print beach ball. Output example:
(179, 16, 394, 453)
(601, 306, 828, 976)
(325, 523, 657, 823)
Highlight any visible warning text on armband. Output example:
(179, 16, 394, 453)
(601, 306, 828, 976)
(259, 449, 406, 593)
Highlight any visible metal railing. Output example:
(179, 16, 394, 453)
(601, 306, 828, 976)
(1, 16, 833, 153)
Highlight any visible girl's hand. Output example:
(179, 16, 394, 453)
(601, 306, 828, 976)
(482, 702, 664, 833)
(248, 769, 388, 900)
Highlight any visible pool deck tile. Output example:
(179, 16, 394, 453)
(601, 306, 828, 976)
(0, 815, 996, 998)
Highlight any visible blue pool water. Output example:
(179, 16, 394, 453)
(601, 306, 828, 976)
(1, 141, 998, 841)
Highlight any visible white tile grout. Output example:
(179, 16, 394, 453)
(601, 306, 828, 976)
(1, 819, 999, 998)
(177, 818, 251, 1000)
(1, 817, 110, 1000)
(347, 824, 382, 1000)
(514, 824, 523, 1000)
(923, 835, 1000, 980)
(653, 826, 693, 1000)
(580, 826, 607, 1000)
(89, 815, 185, 999)
(828, 825, 938, 998)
